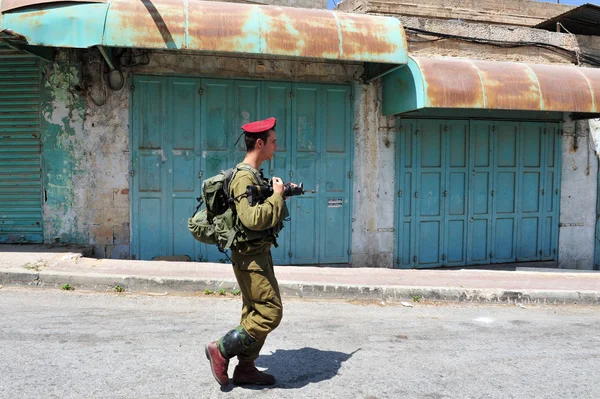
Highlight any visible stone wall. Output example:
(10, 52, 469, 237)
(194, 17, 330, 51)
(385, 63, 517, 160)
(337, 0, 573, 27)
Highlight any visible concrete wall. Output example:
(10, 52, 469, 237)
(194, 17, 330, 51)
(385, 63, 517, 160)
(559, 121, 598, 270)
(208, 0, 328, 8)
(350, 81, 396, 267)
(337, 0, 573, 27)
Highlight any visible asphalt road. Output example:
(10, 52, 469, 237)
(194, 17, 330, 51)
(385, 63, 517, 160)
(0, 287, 598, 399)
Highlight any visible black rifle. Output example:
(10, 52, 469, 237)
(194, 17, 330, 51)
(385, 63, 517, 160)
(246, 181, 314, 206)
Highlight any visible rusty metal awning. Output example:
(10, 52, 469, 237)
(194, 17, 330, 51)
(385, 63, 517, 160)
(382, 56, 600, 117)
(0, 0, 408, 65)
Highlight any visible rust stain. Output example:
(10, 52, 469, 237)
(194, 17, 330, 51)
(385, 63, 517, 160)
(262, 7, 338, 59)
(529, 63, 594, 112)
(417, 58, 484, 108)
(338, 13, 396, 60)
(120, 189, 129, 195)
(187, 1, 256, 54)
(576, 68, 600, 112)
(475, 60, 540, 110)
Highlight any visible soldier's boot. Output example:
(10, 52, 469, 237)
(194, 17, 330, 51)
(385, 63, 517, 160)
(206, 327, 257, 386)
(232, 361, 276, 386)
(205, 341, 229, 386)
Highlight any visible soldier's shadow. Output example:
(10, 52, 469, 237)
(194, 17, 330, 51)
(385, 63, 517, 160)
(238, 347, 359, 390)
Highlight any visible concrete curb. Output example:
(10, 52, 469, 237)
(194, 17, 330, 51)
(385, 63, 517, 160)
(1, 269, 599, 305)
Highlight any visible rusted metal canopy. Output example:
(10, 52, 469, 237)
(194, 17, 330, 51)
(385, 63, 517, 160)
(1, 0, 105, 13)
(0, 0, 408, 64)
(382, 56, 600, 116)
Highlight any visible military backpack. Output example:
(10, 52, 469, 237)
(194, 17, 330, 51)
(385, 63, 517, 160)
(188, 165, 265, 251)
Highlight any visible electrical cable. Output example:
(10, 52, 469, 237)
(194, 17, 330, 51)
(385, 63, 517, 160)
(405, 26, 600, 67)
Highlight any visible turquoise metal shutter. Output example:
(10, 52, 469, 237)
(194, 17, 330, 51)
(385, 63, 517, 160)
(131, 76, 353, 263)
(0, 46, 42, 243)
(395, 119, 469, 268)
(395, 118, 561, 268)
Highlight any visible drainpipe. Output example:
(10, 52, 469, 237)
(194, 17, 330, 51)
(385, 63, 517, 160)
(591, 119, 600, 270)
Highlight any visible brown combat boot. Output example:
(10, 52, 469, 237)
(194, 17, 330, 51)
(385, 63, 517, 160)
(205, 341, 229, 386)
(232, 361, 276, 386)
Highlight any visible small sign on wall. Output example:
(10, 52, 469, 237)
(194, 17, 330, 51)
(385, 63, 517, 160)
(328, 199, 343, 208)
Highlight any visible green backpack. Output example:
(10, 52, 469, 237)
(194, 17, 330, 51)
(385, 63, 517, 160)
(188, 165, 262, 251)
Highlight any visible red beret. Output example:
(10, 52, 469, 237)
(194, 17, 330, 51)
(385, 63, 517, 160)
(241, 117, 276, 133)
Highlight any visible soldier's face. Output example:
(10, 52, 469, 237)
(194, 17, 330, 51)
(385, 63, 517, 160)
(261, 130, 278, 160)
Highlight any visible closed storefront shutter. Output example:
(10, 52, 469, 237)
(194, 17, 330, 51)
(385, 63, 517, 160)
(130, 75, 353, 264)
(396, 119, 561, 268)
(0, 46, 43, 243)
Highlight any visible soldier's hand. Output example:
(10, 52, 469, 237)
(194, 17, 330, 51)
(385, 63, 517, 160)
(272, 177, 284, 195)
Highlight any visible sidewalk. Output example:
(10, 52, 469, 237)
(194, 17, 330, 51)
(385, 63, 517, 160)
(1, 245, 599, 304)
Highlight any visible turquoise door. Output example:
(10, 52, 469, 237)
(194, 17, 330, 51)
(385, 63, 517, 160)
(0, 47, 42, 243)
(396, 119, 560, 268)
(131, 76, 353, 263)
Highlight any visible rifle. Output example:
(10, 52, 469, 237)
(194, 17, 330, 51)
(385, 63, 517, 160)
(245, 181, 315, 206)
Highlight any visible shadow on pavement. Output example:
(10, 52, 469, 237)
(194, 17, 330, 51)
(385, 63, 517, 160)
(233, 347, 359, 390)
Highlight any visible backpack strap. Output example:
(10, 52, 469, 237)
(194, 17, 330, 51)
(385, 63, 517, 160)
(235, 164, 264, 186)
(227, 164, 264, 202)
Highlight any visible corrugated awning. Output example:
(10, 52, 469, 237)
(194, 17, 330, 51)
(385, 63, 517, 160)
(0, 0, 408, 65)
(534, 4, 600, 36)
(382, 56, 600, 116)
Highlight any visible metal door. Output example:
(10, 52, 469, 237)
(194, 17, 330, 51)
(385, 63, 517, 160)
(131, 76, 353, 263)
(395, 118, 561, 268)
(0, 46, 42, 243)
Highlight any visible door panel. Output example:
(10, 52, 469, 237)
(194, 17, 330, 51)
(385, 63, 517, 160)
(264, 82, 292, 264)
(492, 122, 519, 263)
(170, 78, 202, 261)
(468, 121, 493, 265)
(414, 121, 444, 267)
(131, 77, 166, 260)
(444, 121, 468, 265)
(320, 86, 352, 263)
(517, 123, 544, 261)
(396, 120, 416, 268)
(201, 79, 235, 262)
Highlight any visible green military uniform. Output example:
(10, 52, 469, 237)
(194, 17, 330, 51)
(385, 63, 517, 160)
(217, 162, 287, 362)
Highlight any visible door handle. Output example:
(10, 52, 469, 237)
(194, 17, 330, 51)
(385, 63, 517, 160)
(198, 171, 204, 180)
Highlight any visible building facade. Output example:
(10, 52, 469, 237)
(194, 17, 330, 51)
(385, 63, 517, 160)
(1, 0, 600, 270)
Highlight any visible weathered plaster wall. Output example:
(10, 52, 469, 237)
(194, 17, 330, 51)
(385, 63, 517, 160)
(41, 54, 87, 244)
(559, 120, 598, 270)
(350, 81, 397, 267)
(41, 51, 130, 257)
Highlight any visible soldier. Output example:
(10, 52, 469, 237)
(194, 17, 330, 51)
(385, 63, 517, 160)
(205, 117, 290, 386)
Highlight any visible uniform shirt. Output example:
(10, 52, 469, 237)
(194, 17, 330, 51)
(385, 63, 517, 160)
(230, 163, 285, 255)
